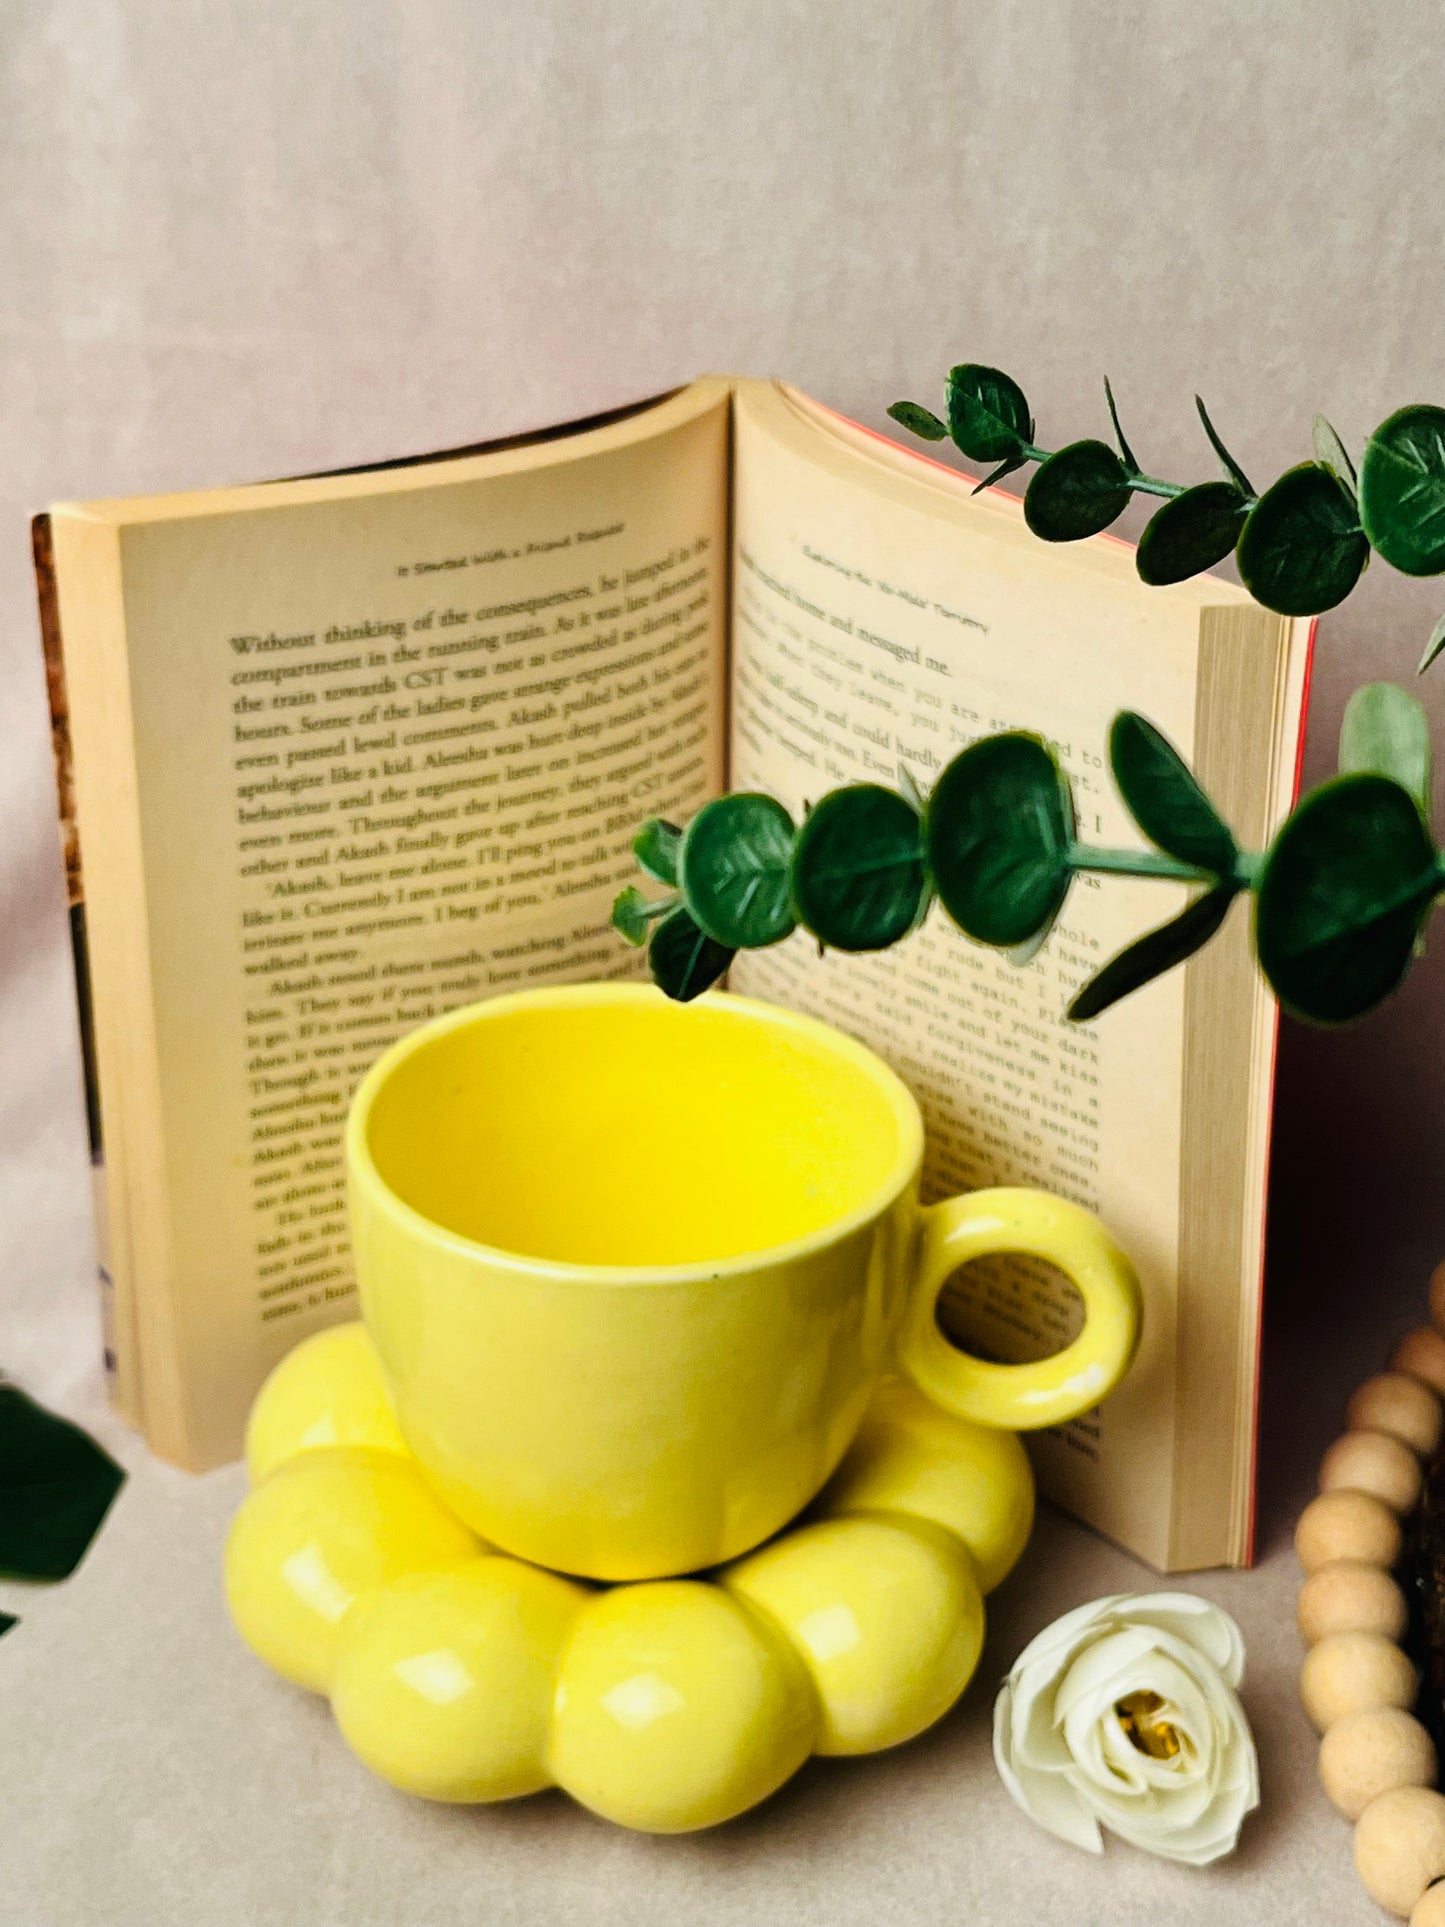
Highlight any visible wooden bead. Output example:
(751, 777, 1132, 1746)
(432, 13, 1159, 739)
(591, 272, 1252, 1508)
(1349, 1375, 1445, 1460)
(1393, 1328, 1445, 1400)
(1321, 1430, 1425, 1515)
(1299, 1561, 1410, 1646)
(1297, 1489, 1404, 1575)
(1301, 1632, 1417, 1731)
(1428, 1261, 1445, 1340)
(1356, 1787, 1445, 1917)
(1321, 1707, 1437, 1821)
(1411, 1879, 1445, 1927)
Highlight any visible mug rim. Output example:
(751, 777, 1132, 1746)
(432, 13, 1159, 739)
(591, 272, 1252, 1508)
(346, 981, 924, 1287)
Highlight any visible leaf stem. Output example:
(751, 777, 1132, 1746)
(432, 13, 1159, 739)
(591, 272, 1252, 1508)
(1068, 843, 1218, 885)
(1019, 441, 1194, 504)
(1124, 474, 1191, 502)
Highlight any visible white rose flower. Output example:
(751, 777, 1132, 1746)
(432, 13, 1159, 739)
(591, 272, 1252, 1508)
(993, 1592, 1260, 1865)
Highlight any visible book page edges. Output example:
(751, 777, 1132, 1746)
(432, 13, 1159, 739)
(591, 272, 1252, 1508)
(32, 513, 140, 1427)
(48, 510, 195, 1460)
(47, 379, 734, 529)
(1169, 605, 1309, 1570)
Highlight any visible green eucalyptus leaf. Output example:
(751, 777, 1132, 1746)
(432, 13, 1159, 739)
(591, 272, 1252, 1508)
(1104, 376, 1139, 473)
(1236, 463, 1368, 616)
(1312, 414, 1357, 494)
(1339, 682, 1432, 817)
(612, 886, 654, 947)
(926, 733, 1076, 947)
(791, 785, 928, 951)
(946, 364, 1033, 464)
(1024, 440, 1132, 542)
(1109, 712, 1237, 874)
(1006, 904, 1065, 967)
(648, 906, 735, 1002)
(632, 817, 681, 886)
(1359, 404, 1445, 576)
(1136, 482, 1249, 586)
(1419, 611, 1445, 676)
(973, 453, 1028, 495)
(1067, 884, 1237, 1023)
(1194, 396, 1255, 497)
(0, 1385, 124, 1582)
(1254, 774, 1442, 1024)
(0, 1612, 14, 1639)
(678, 792, 796, 948)
(887, 401, 949, 442)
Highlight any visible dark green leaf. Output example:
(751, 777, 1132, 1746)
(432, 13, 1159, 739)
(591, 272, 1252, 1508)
(1104, 376, 1138, 473)
(1236, 463, 1368, 616)
(926, 734, 1075, 947)
(887, 401, 948, 442)
(1359, 404, 1445, 576)
(1195, 396, 1255, 496)
(1109, 712, 1237, 874)
(0, 1612, 15, 1639)
(1254, 774, 1441, 1024)
(678, 792, 796, 948)
(612, 886, 654, 946)
(791, 785, 927, 950)
(1339, 683, 1431, 817)
(1312, 415, 1357, 494)
(632, 818, 681, 886)
(1024, 440, 1131, 542)
(0, 1385, 124, 1582)
(1420, 611, 1445, 676)
(648, 906, 735, 1002)
(1067, 885, 1237, 1022)
(1136, 482, 1249, 586)
(946, 364, 1033, 464)
(973, 453, 1027, 495)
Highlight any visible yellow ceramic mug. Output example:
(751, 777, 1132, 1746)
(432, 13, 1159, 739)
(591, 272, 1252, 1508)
(347, 983, 1140, 1581)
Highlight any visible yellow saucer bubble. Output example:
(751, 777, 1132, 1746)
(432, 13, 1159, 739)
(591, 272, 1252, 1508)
(817, 1375, 1034, 1594)
(333, 1558, 589, 1801)
(723, 1512, 985, 1755)
(224, 1447, 480, 1692)
(245, 1323, 406, 1484)
(549, 1581, 819, 1832)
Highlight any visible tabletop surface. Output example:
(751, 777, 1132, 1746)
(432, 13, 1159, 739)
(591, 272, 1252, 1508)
(1, 1036, 1430, 1927)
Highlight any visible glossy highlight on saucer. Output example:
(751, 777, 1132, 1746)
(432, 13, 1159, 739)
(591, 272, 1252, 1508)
(225, 1324, 1032, 1830)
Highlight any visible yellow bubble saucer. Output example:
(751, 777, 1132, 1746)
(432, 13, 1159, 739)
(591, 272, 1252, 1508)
(226, 1323, 1034, 1833)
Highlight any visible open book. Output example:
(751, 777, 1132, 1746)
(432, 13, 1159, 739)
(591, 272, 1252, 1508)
(36, 376, 1312, 1571)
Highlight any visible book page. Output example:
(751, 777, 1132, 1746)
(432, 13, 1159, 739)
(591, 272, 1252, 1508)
(726, 380, 1244, 1567)
(91, 385, 730, 1464)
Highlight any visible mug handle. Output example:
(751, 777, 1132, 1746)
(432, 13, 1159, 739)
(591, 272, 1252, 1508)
(895, 1186, 1142, 1432)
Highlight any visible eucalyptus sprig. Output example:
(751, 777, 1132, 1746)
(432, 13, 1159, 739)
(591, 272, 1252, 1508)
(613, 684, 1442, 1029)
(889, 367, 1445, 654)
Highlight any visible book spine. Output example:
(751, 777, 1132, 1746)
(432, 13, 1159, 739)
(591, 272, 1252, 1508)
(32, 513, 119, 1390)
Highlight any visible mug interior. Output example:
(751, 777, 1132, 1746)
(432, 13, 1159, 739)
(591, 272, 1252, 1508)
(360, 990, 916, 1268)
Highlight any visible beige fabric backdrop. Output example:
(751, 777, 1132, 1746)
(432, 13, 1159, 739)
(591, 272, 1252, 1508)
(3, 4, 1444, 1920)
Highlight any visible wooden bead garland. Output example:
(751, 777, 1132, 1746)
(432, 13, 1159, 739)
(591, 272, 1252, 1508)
(1299, 1282, 1445, 1916)
(1348, 1375, 1445, 1460)
(1302, 1632, 1417, 1732)
(1298, 1561, 1409, 1645)
(1321, 1431, 1426, 1516)
(1320, 1708, 1436, 1821)
(1356, 1788, 1445, 1916)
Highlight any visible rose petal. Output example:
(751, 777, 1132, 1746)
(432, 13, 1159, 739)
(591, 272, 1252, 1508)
(994, 1682, 1105, 1853)
(1004, 1596, 1128, 1686)
(1117, 1594, 1247, 1688)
